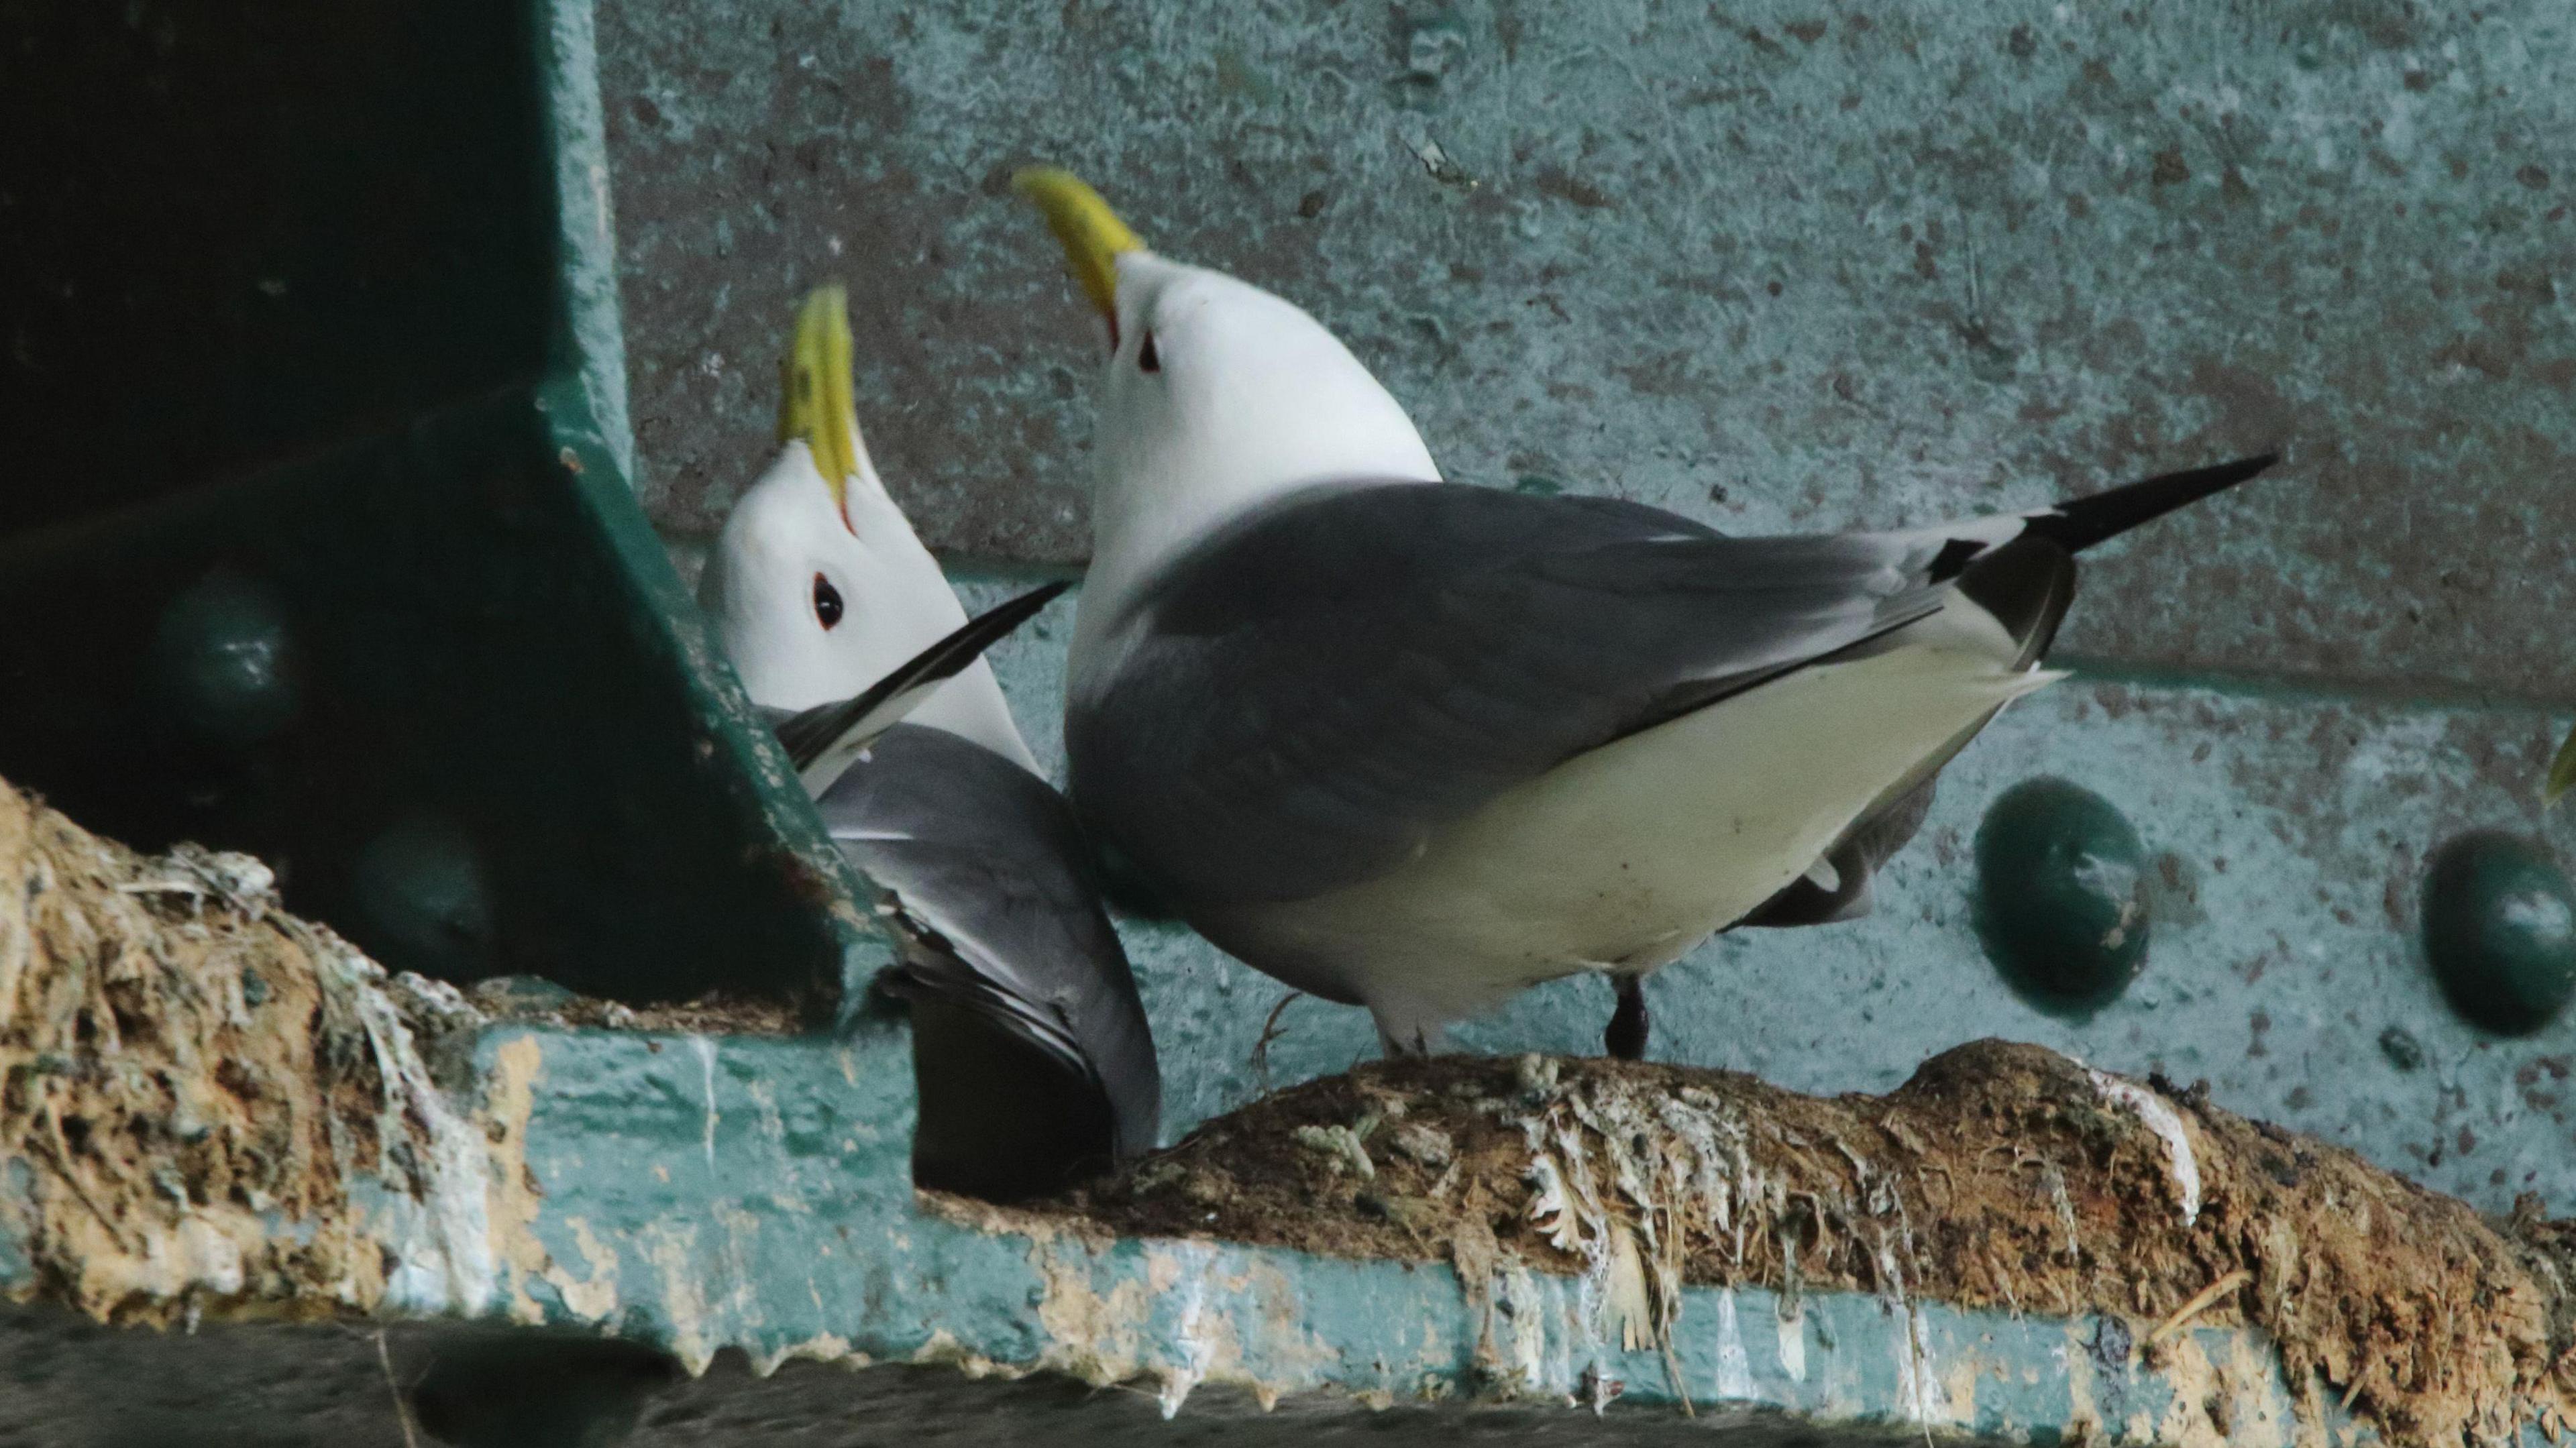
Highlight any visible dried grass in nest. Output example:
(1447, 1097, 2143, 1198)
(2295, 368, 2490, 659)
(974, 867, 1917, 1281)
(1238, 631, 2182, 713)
(0, 780, 470, 1325)
(0, 775, 806, 1331)
(1064, 1044, 2576, 1446)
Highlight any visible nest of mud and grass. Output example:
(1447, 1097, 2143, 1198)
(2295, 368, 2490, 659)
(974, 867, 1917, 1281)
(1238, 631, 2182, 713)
(6, 769, 2574, 1445)
(1061, 1048, 2576, 1445)
(0, 779, 799, 1327)
(0, 779, 468, 1323)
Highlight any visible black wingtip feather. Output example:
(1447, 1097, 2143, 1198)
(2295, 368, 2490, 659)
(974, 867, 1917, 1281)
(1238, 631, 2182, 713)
(1957, 534, 2078, 669)
(777, 579, 1072, 771)
(2027, 451, 2283, 555)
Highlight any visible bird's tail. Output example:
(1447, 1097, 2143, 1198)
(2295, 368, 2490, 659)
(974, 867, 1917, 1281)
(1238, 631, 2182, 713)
(2022, 452, 2282, 555)
(1954, 533, 2079, 668)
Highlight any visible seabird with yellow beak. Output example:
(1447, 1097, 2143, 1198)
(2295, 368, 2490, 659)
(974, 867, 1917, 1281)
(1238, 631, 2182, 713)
(699, 286, 1039, 775)
(705, 286, 1160, 1201)
(1016, 168, 2284, 1060)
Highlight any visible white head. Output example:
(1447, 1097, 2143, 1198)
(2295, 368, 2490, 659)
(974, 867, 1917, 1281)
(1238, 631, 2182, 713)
(1015, 171, 1440, 645)
(700, 287, 1039, 775)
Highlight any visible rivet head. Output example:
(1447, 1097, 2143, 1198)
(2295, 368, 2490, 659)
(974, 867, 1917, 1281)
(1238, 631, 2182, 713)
(353, 813, 494, 979)
(148, 569, 299, 748)
(1973, 777, 2151, 1017)
(2419, 830, 2576, 1037)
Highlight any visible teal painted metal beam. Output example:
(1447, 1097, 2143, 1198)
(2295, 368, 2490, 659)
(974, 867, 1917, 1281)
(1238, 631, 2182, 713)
(1, 758, 2563, 1443)
(0, 1017, 2412, 1444)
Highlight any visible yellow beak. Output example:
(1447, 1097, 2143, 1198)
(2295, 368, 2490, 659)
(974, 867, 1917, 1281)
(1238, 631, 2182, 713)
(777, 285, 859, 518)
(1012, 167, 1144, 331)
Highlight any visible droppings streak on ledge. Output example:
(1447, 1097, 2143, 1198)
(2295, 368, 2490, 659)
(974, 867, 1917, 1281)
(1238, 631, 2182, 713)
(1053, 1044, 2576, 1446)
(0, 779, 494, 1323)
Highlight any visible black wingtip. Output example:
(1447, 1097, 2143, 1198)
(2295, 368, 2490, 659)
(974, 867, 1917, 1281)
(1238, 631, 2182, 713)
(2027, 451, 2285, 555)
(775, 579, 1073, 772)
(1957, 533, 2079, 668)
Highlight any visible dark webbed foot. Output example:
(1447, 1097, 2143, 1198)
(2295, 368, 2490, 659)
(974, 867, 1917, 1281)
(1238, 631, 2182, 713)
(1605, 977, 1650, 1060)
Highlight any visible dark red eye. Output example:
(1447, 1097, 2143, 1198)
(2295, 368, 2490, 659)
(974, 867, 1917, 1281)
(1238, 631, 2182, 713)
(1138, 329, 1161, 373)
(812, 573, 844, 629)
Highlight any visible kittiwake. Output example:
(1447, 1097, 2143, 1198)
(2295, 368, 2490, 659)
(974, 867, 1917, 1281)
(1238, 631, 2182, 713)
(706, 284, 1159, 1200)
(1015, 167, 2285, 1060)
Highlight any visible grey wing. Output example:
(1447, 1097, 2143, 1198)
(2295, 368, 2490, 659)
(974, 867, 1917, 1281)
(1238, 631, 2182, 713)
(816, 726, 1159, 1159)
(1069, 482, 1955, 909)
(1733, 535, 2079, 928)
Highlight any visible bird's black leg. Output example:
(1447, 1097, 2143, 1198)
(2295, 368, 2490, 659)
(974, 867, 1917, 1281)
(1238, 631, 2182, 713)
(1605, 976, 1650, 1061)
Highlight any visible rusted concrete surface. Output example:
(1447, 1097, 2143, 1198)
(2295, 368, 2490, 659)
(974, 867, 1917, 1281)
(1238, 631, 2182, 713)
(604, 0, 2575, 695)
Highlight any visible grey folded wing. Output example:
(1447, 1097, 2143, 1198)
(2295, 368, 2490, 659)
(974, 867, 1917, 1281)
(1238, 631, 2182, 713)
(814, 725, 1159, 1160)
(1067, 480, 1957, 909)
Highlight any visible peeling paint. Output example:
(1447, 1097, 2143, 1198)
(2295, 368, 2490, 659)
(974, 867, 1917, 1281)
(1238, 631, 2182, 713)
(554, 1216, 622, 1323)
(1712, 1288, 1753, 1400)
(484, 1034, 551, 1325)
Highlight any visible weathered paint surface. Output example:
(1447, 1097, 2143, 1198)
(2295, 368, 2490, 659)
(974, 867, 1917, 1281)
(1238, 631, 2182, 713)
(0, 1298, 2337, 1444)
(0, 1007, 2524, 1441)
(285, 1021, 2448, 1441)
(18, 0, 2555, 1437)
(605, 0, 2576, 696)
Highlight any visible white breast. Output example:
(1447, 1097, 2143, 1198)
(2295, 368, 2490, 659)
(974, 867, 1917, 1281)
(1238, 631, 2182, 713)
(1206, 636, 2061, 1046)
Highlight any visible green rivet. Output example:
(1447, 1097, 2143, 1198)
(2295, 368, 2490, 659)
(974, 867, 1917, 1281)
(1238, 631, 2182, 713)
(1972, 777, 2151, 1017)
(148, 569, 299, 748)
(353, 813, 495, 980)
(2419, 831, 2576, 1037)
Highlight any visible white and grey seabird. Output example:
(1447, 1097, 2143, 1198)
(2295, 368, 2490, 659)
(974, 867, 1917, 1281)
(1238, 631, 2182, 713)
(706, 285, 1159, 1200)
(1016, 168, 2282, 1060)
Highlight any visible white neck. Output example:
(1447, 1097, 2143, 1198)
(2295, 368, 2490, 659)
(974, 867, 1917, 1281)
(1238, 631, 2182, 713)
(1070, 322, 1442, 667)
(839, 478, 1042, 775)
(903, 659, 1039, 772)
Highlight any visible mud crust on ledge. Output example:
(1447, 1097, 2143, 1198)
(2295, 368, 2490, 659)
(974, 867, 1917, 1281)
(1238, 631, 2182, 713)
(0, 779, 804, 1332)
(464, 980, 803, 1036)
(1054, 1046, 2576, 1446)
(0, 779, 480, 1325)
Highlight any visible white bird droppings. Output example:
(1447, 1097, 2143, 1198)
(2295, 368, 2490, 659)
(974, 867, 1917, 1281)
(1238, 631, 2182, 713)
(2088, 1070, 2201, 1228)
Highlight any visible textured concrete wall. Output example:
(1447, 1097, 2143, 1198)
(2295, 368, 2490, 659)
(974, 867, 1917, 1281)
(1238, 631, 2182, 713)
(606, 0, 2574, 694)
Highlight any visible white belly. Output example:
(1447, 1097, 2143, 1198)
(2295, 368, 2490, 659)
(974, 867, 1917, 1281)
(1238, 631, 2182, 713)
(1205, 641, 2059, 1044)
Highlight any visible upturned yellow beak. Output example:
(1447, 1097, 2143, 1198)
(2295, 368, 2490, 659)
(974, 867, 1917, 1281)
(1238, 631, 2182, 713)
(777, 285, 859, 520)
(1012, 167, 1144, 336)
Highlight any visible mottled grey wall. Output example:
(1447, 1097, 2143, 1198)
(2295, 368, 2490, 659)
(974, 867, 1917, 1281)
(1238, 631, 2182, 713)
(606, 0, 2573, 693)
